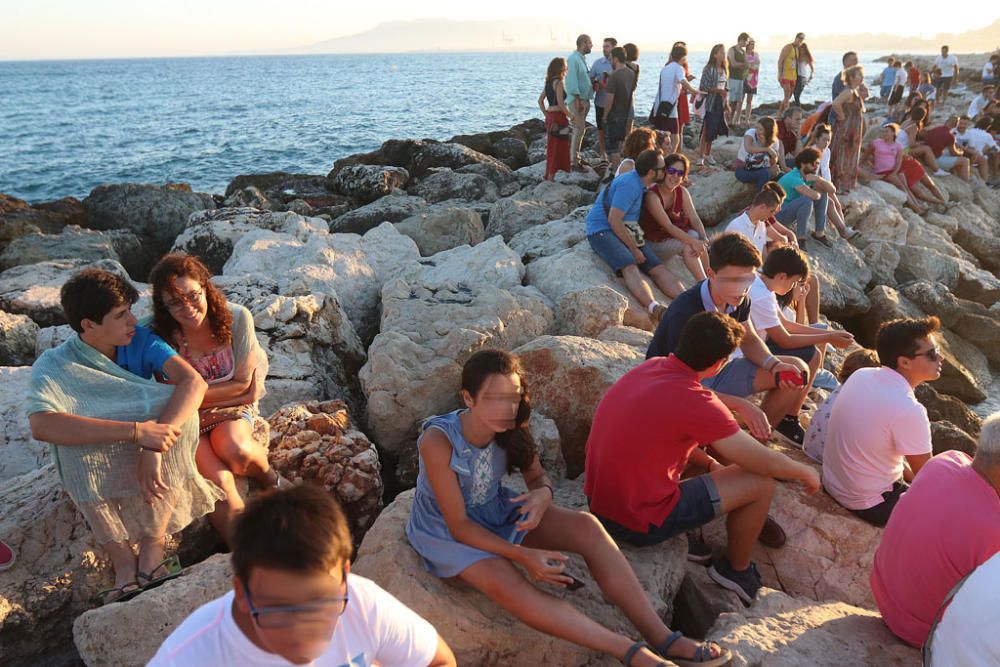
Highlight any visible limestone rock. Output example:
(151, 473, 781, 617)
(894, 245, 959, 290)
(687, 172, 755, 227)
(0, 312, 39, 366)
(329, 193, 428, 234)
(511, 180, 596, 217)
(361, 279, 554, 458)
(223, 185, 274, 210)
(507, 206, 589, 263)
(935, 174, 974, 203)
(0, 258, 132, 327)
(856, 204, 909, 245)
(708, 588, 920, 666)
(0, 225, 144, 279)
(173, 207, 327, 274)
(529, 411, 566, 481)
(862, 241, 900, 288)
(0, 194, 85, 252)
(396, 235, 524, 291)
(672, 561, 744, 639)
(866, 180, 908, 208)
(82, 183, 215, 253)
(409, 142, 513, 182)
(924, 210, 959, 236)
(798, 236, 872, 321)
(73, 554, 232, 667)
(514, 162, 602, 191)
(34, 324, 74, 357)
(395, 207, 485, 256)
(353, 479, 687, 667)
(487, 198, 559, 241)
(703, 441, 881, 608)
(950, 203, 1000, 273)
(597, 325, 654, 350)
(0, 367, 47, 482)
(954, 257, 1000, 306)
(267, 400, 383, 538)
(914, 383, 982, 438)
(409, 168, 498, 204)
(223, 221, 419, 341)
(514, 335, 645, 477)
(328, 164, 410, 203)
(491, 136, 529, 169)
(556, 286, 629, 338)
(931, 420, 978, 457)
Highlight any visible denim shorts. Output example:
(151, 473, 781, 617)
(701, 356, 758, 397)
(593, 475, 723, 547)
(588, 230, 663, 276)
(766, 339, 817, 364)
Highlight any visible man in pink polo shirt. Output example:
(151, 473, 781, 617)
(871, 414, 1000, 647)
(585, 311, 820, 604)
(822, 317, 939, 525)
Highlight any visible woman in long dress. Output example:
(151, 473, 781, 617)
(829, 65, 865, 194)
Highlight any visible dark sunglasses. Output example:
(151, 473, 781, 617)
(908, 346, 940, 362)
(665, 166, 685, 176)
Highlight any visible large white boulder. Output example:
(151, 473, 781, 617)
(0, 367, 47, 482)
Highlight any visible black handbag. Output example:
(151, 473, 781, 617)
(649, 69, 675, 121)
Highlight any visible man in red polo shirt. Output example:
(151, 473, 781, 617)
(921, 116, 972, 181)
(585, 311, 820, 604)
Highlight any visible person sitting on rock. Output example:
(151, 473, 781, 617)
(148, 253, 280, 542)
(859, 123, 930, 215)
(588, 312, 820, 605)
(918, 116, 972, 182)
(802, 348, 881, 462)
(871, 412, 1000, 649)
(150, 484, 457, 666)
(745, 246, 855, 408)
(925, 550, 1000, 666)
(586, 149, 685, 320)
(648, 232, 814, 448)
(614, 127, 658, 177)
(28, 268, 222, 605)
(406, 349, 730, 667)
(638, 152, 710, 287)
(775, 147, 834, 251)
(734, 117, 787, 191)
(822, 317, 940, 526)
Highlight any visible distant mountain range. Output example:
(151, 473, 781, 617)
(286, 17, 1000, 55)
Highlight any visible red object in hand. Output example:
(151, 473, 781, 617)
(775, 370, 808, 387)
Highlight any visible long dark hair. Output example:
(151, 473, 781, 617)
(461, 349, 537, 473)
(546, 57, 566, 83)
(758, 117, 778, 145)
(149, 253, 233, 346)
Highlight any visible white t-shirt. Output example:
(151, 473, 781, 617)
(654, 62, 686, 118)
(935, 54, 958, 75)
(968, 95, 991, 118)
(894, 68, 908, 87)
(747, 275, 781, 342)
(149, 575, 439, 667)
(983, 61, 995, 79)
(929, 552, 1000, 667)
(955, 127, 999, 153)
(725, 212, 768, 255)
(818, 146, 832, 180)
(737, 128, 781, 166)
(821, 367, 932, 510)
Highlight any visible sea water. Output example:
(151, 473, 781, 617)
(0, 51, 880, 201)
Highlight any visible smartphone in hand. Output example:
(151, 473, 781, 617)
(775, 369, 808, 387)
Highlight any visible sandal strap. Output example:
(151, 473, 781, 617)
(694, 642, 720, 661)
(622, 641, 650, 667)
(138, 555, 182, 582)
(655, 630, 684, 656)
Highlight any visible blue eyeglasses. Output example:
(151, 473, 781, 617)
(242, 568, 349, 629)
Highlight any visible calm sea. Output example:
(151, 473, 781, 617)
(0, 51, 879, 202)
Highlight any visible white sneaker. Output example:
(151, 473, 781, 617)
(934, 169, 949, 176)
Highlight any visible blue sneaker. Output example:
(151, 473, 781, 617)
(708, 557, 762, 605)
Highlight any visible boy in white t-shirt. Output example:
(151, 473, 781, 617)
(822, 317, 940, 526)
(745, 246, 854, 448)
(150, 485, 456, 667)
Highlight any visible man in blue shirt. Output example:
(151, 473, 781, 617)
(586, 149, 681, 323)
(776, 147, 832, 251)
(565, 34, 594, 170)
(590, 37, 616, 166)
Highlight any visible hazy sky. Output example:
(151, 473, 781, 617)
(1, 0, 994, 60)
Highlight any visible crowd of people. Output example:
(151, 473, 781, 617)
(6, 32, 1000, 667)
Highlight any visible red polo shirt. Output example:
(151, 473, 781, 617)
(584, 355, 740, 532)
(923, 126, 955, 158)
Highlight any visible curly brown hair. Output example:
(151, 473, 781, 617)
(149, 253, 233, 346)
(622, 127, 657, 160)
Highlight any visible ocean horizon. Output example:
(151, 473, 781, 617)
(2, 50, 882, 202)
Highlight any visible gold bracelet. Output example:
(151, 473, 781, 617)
(132, 421, 139, 444)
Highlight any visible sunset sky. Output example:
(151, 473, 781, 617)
(2, 0, 996, 60)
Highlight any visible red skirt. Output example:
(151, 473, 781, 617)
(545, 110, 571, 177)
(900, 155, 925, 188)
(677, 92, 691, 125)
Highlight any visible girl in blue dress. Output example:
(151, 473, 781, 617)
(406, 349, 730, 667)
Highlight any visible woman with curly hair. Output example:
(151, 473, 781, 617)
(611, 126, 657, 178)
(148, 253, 276, 539)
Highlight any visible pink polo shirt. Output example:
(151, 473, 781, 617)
(821, 367, 931, 511)
(871, 451, 1000, 647)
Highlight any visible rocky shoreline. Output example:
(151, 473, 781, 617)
(0, 69, 997, 666)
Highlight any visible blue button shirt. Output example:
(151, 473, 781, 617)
(116, 325, 178, 380)
(585, 170, 646, 235)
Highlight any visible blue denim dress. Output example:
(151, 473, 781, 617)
(405, 410, 526, 577)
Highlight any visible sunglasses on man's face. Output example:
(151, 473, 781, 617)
(908, 346, 940, 362)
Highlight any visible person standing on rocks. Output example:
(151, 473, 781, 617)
(406, 350, 732, 667)
(871, 413, 1000, 651)
(539, 57, 573, 180)
(933, 45, 959, 102)
(589, 311, 820, 605)
(147, 254, 279, 542)
(623, 42, 641, 136)
(777, 33, 804, 116)
(651, 43, 699, 155)
(697, 44, 730, 168)
(830, 65, 866, 193)
(603, 47, 638, 170)
(726, 33, 750, 126)
(585, 149, 684, 318)
(565, 34, 595, 171)
(742, 38, 761, 126)
(151, 484, 457, 666)
(28, 268, 223, 605)
(822, 317, 940, 526)
(832, 52, 858, 100)
(646, 233, 815, 447)
(590, 37, 617, 168)
(792, 42, 814, 107)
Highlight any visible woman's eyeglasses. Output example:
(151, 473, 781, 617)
(242, 571, 349, 630)
(164, 288, 204, 311)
